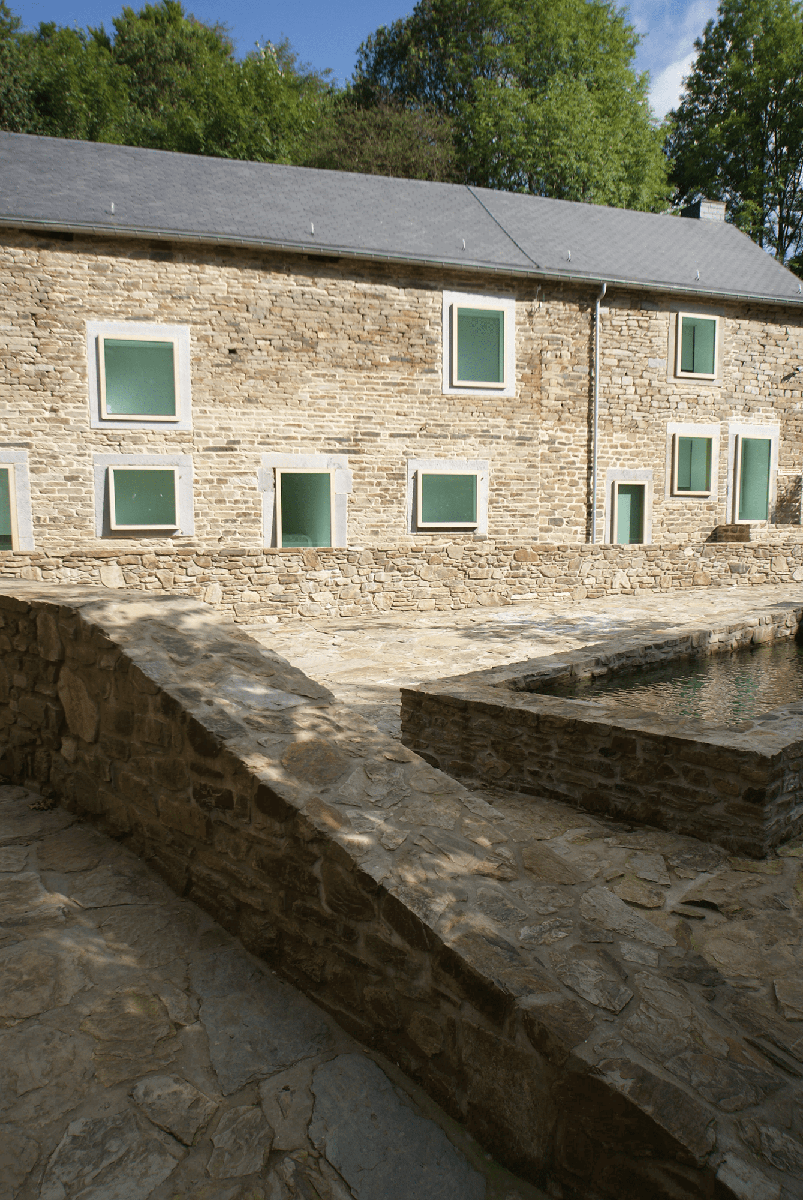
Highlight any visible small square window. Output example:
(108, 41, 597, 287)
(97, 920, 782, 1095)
(453, 306, 505, 387)
(276, 470, 334, 547)
(0, 466, 18, 550)
(108, 467, 179, 530)
(417, 471, 479, 528)
(99, 334, 179, 420)
(673, 435, 712, 495)
(612, 481, 646, 544)
(677, 314, 717, 378)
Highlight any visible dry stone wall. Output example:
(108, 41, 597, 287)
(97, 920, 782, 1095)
(0, 581, 799, 1200)
(2, 228, 803, 575)
(1, 539, 803, 622)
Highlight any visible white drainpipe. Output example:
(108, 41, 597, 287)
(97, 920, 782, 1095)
(591, 282, 608, 543)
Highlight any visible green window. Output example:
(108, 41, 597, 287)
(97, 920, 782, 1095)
(278, 472, 333, 547)
(675, 436, 712, 493)
(418, 472, 478, 527)
(109, 468, 178, 529)
(615, 483, 645, 544)
(738, 437, 771, 521)
(679, 316, 717, 376)
(0, 467, 13, 550)
(454, 307, 504, 385)
(100, 337, 177, 418)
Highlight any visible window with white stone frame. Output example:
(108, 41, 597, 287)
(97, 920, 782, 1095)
(259, 455, 352, 548)
(0, 452, 34, 552)
(407, 458, 489, 536)
(442, 291, 516, 396)
(87, 321, 192, 431)
(93, 454, 194, 537)
(666, 423, 720, 500)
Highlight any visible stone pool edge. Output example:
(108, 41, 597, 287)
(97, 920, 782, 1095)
(401, 604, 803, 857)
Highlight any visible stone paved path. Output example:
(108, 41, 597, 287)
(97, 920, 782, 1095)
(0, 785, 543, 1200)
(251, 584, 803, 737)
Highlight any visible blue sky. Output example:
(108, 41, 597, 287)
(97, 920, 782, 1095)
(11, 0, 719, 120)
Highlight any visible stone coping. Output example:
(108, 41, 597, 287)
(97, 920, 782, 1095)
(0, 582, 801, 1198)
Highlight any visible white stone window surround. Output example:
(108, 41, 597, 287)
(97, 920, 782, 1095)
(604, 468, 654, 545)
(93, 454, 195, 537)
(258, 454, 352, 548)
(666, 305, 725, 387)
(407, 458, 490, 537)
(665, 422, 721, 502)
(442, 290, 516, 397)
(726, 421, 780, 524)
(86, 320, 192, 431)
(0, 451, 34, 551)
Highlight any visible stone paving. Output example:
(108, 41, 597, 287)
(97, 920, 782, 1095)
(0, 783, 544, 1200)
(251, 583, 803, 739)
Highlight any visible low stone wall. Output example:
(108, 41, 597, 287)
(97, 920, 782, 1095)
(401, 606, 803, 858)
(0, 582, 798, 1200)
(1, 537, 803, 621)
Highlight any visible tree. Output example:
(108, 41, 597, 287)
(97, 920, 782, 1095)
(667, 0, 803, 266)
(353, 0, 670, 208)
(304, 94, 458, 181)
(0, 0, 330, 164)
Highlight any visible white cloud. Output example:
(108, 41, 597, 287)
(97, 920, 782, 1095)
(649, 51, 696, 120)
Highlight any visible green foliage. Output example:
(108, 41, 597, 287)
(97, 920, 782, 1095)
(667, 0, 803, 266)
(0, 0, 330, 164)
(304, 93, 458, 181)
(353, 0, 670, 208)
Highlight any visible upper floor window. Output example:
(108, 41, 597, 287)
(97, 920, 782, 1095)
(442, 292, 515, 396)
(86, 321, 192, 430)
(677, 314, 718, 379)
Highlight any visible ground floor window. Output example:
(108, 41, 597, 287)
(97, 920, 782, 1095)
(612, 481, 646, 544)
(673, 435, 712, 495)
(417, 470, 479, 529)
(0, 466, 18, 549)
(108, 466, 179, 531)
(736, 436, 772, 521)
(276, 470, 334, 547)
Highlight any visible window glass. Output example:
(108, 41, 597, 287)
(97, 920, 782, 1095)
(739, 438, 771, 520)
(616, 483, 645, 544)
(420, 473, 477, 525)
(676, 436, 712, 492)
(279, 472, 332, 547)
(102, 339, 177, 417)
(110, 468, 177, 528)
(0, 468, 12, 549)
(680, 316, 716, 375)
(456, 308, 504, 384)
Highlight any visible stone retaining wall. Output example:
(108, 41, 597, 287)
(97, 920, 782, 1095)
(0, 582, 798, 1200)
(401, 607, 803, 858)
(2, 538, 803, 622)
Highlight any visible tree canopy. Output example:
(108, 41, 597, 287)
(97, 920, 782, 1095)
(667, 0, 803, 267)
(352, 0, 671, 209)
(0, 0, 329, 163)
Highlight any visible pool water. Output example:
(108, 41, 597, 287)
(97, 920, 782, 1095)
(535, 637, 803, 725)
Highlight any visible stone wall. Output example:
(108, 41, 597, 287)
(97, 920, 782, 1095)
(2, 227, 803, 566)
(2, 538, 803, 622)
(401, 606, 803, 857)
(0, 581, 797, 1200)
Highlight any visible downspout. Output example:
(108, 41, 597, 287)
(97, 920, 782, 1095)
(590, 282, 608, 543)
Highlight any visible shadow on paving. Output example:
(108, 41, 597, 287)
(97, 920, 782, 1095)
(0, 786, 543, 1200)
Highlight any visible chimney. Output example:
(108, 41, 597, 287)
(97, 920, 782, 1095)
(681, 199, 727, 222)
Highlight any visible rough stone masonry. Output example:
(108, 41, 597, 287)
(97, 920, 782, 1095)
(1, 581, 802, 1200)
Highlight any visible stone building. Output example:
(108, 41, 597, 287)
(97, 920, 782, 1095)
(2, 131, 803, 618)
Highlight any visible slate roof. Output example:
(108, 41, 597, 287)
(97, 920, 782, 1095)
(1, 131, 801, 306)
